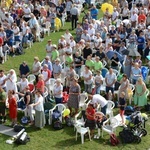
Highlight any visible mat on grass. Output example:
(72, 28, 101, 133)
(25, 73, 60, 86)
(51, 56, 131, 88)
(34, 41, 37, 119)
(0, 124, 17, 137)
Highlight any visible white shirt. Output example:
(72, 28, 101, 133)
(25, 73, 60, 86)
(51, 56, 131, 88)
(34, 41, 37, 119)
(20, 79, 28, 92)
(22, 25, 29, 36)
(88, 27, 95, 39)
(65, 46, 72, 54)
(23, 7, 31, 18)
(130, 13, 138, 22)
(0, 75, 6, 88)
(53, 84, 63, 98)
(70, 40, 76, 49)
(112, 11, 119, 21)
(32, 61, 41, 75)
(42, 70, 50, 84)
(82, 70, 93, 84)
(35, 95, 44, 111)
(58, 39, 66, 47)
(64, 33, 72, 42)
(92, 94, 108, 107)
(13, 26, 20, 36)
(95, 75, 103, 84)
(94, 37, 102, 47)
(105, 72, 117, 88)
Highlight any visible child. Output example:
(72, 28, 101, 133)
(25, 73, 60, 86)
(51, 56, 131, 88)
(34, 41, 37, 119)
(8, 90, 17, 126)
(118, 92, 126, 124)
(85, 102, 95, 138)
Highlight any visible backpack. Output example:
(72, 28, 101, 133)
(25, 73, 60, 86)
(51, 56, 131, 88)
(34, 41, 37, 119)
(119, 128, 135, 143)
(15, 44, 24, 55)
(52, 109, 61, 120)
(110, 133, 119, 146)
(21, 116, 28, 124)
(14, 124, 25, 132)
(125, 106, 134, 116)
(65, 117, 74, 127)
(15, 132, 30, 145)
(53, 118, 63, 130)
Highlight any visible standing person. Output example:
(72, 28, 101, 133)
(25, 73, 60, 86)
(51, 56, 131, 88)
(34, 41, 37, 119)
(53, 78, 63, 104)
(0, 87, 7, 123)
(19, 61, 30, 78)
(85, 102, 96, 138)
(8, 90, 17, 126)
(70, 4, 79, 30)
(94, 71, 103, 94)
(67, 77, 81, 116)
(124, 55, 133, 79)
(90, 5, 98, 20)
(36, 74, 45, 95)
(52, 58, 62, 79)
(17, 86, 34, 125)
(118, 92, 126, 125)
(56, 2, 64, 22)
(134, 77, 147, 110)
(105, 68, 117, 100)
(5, 69, 18, 94)
(82, 66, 93, 94)
(0, 70, 7, 91)
(90, 94, 108, 115)
(31, 90, 45, 128)
(51, 44, 59, 64)
(32, 57, 41, 83)
(45, 39, 53, 58)
(75, 23, 83, 43)
(73, 51, 83, 77)
(118, 74, 129, 100)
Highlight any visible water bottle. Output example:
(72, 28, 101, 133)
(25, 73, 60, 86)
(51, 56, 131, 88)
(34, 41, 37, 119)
(108, 90, 112, 100)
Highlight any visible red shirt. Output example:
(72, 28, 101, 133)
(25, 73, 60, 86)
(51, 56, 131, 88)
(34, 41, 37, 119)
(0, 37, 3, 46)
(36, 80, 45, 93)
(86, 107, 95, 120)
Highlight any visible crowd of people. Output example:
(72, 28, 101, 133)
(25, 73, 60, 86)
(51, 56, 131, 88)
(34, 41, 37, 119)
(0, 0, 150, 138)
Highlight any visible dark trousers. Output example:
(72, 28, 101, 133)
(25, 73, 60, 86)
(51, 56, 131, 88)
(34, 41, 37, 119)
(71, 15, 78, 30)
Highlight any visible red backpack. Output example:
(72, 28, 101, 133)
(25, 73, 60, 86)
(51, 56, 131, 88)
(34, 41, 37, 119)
(110, 133, 119, 146)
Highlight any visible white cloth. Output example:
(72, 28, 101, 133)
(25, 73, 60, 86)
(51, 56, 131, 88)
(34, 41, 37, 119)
(35, 95, 44, 111)
(92, 94, 108, 108)
(53, 84, 63, 98)
(82, 70, 93, 84)
(0, 74, 6, 88)
(105, 72, 117, 88)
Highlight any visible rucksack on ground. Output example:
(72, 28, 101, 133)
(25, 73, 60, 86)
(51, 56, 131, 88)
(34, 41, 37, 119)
(110, 133, 119, 146)
(53, 118, 63, 130)
(14, 124, 25, 132)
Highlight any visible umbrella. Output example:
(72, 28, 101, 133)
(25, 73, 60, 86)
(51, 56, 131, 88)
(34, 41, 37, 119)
(121, 49, 129, 55)
(48, 1, 57, 7)
(101, 3, 114, 14)
(106, 50, 124, 61)
(128, 49, 141, 57)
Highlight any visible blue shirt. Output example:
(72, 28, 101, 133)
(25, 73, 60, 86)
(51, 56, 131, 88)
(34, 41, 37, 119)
(5, 29, 14, 40)
(131, 67, 141, 80)
(137, 36, 145, 49)
(90, 8, 98, 20)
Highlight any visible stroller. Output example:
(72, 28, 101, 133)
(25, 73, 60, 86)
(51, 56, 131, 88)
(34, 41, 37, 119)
(119, 111, 147, 144)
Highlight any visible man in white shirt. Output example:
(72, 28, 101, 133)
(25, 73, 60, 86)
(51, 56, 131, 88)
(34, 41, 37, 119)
(105, 68, 117, 99)
(89, 94, 108, 115)
(112, 8, 119, 22)
(23, 4, 31, 22)
(130, 10, 138, 28)
(45, 39, 53, 58)
(81, 30, 91, 42)
(0, 70, 6, 91)
(88, 24, 95, 41)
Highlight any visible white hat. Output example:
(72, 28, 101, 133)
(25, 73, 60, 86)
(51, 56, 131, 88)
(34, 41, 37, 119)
(53, 44, 57, 48)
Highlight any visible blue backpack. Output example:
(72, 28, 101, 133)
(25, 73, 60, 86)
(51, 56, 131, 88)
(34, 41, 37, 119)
(52, 109, 61, 120)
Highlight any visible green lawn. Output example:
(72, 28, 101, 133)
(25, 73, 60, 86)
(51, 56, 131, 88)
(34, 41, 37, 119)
(0, 9, 150, 150)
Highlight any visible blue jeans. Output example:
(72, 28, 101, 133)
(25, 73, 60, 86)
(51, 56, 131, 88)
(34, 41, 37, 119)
(84, 83, 93, 94)
(75, 67, 81, 77)
(101, 104, 107, 115)
(95, 86, 101, 94)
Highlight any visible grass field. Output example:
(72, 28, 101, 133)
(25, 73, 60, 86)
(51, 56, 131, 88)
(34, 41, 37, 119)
(0, 9, 150, 150)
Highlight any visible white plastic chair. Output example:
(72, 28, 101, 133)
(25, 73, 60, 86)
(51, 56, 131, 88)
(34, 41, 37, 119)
(106, 100, 115, 118)
(102, 60, 107, 67)
(102, 117, 119, 137)
(112, 69, 119, 77)
(48, 104, 66, 125)
(128, 83, 135, 105)
(49, 78, 56, 95)
(43, 21, 51, 36)
(43, 86, 48, 103)
(27, 74, 36, 84)
(75, 124, 91, 144)
(74, 111, 85, 131)
(79, 93, 88, 109)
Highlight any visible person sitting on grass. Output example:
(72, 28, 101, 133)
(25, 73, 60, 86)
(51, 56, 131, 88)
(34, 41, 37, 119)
(118, 92, 126, 125)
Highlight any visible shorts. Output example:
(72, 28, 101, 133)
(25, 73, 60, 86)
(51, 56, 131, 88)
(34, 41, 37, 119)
(106, 86, 114, 93)
(120, 110, 125, 116)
